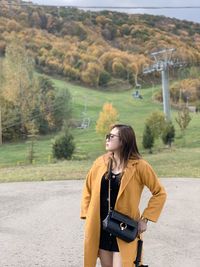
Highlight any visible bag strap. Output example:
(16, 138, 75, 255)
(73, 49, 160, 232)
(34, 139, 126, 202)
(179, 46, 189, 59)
(107, 158, 113, 212)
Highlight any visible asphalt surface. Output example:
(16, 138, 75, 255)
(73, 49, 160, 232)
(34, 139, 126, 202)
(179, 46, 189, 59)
(0, 178, 200, 267)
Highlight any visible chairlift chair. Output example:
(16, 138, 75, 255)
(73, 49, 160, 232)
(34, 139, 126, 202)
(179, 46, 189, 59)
(132, 83, 143, 99)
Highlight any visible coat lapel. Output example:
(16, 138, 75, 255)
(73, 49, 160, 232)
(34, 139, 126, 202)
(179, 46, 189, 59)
(95, 157, 108, 192)
(116, 159, 139, 202)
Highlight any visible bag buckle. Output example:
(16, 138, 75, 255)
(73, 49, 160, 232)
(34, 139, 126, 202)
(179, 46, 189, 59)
(120, 222, 127, 231)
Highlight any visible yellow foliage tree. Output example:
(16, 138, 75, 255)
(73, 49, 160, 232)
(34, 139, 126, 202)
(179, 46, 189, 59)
(96, 103, 119, 136)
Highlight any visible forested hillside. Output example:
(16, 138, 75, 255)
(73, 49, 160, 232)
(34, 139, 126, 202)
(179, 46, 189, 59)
(0, 0, 200, 89)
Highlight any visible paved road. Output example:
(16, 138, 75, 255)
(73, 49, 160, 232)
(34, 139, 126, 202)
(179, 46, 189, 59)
(0, 179, 200, 267)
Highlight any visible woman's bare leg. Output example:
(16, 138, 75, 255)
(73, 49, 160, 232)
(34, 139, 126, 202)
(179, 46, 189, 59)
(113, 252, 123, 267)
(99, 249, 113, 267)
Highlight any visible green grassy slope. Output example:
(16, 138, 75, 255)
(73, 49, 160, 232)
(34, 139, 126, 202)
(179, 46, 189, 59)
(0, 78, 199, 181)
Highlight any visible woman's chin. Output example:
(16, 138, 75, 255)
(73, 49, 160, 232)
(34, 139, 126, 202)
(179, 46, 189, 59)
(106, 147, 113, 152)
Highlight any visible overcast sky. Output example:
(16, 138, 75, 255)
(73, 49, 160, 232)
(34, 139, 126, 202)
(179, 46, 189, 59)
(27, 0, 200, 23)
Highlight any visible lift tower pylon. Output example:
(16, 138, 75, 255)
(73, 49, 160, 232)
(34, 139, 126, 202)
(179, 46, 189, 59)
(143, 48, 176, 121)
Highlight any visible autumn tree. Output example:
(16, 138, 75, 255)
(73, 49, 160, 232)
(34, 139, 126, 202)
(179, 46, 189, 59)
(81, 62, 102, 87)
(175, 107, 192, 134)
(36, 76, 71, 134)
(169, 78, 200, 104)
(112, 60, 127, 79)
(0, 41, 6, 56)
(1, 40, 39, 137)
(0, 97, 22, 141)
(0, 58, 3, 85)
(96, 103, 119, 136)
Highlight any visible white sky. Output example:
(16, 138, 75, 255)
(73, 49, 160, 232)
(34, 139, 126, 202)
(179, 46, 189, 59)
(26, 0, 200, 23)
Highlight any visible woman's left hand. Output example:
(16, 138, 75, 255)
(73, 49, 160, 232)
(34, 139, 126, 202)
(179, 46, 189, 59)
(138, 218, 148, 234)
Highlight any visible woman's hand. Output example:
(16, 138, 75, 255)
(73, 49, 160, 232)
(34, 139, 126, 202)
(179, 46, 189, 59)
(138, 218, 148, 234)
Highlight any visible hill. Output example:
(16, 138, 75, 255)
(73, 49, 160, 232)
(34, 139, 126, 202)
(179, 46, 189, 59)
(0, 1, 200, 181)
(0, 0, 200, 89)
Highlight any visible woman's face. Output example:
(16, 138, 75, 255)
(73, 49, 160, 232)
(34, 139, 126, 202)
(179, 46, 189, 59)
(105, 127, 121, 152)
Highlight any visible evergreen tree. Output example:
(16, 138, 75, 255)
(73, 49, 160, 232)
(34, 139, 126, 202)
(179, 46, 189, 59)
(142, 124, 154, 153)
(52, 129, 75, 160)
(162, 122, 175, 147)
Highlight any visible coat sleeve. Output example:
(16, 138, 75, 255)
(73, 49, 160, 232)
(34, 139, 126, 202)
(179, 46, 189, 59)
(138, 160, 167, 222)
(80, 164, 95, 219)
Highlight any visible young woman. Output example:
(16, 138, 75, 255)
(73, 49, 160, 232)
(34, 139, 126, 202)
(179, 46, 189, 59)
(80, 124, 167, 267)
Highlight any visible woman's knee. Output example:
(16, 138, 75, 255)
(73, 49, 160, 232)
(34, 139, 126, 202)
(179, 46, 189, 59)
(113, 252, 123, 267)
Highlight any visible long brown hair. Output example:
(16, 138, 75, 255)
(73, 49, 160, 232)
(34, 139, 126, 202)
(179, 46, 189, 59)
(110, 124, 141, 167)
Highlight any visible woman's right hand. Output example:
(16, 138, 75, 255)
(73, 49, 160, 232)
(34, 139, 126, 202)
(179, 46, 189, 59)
(138, 218, 148, 234)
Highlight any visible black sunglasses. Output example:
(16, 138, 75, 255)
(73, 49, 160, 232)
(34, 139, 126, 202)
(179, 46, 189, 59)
(105, 133, 119, 140)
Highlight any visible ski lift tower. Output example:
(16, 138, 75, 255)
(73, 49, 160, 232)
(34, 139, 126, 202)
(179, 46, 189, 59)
(143, 48, 176, 121)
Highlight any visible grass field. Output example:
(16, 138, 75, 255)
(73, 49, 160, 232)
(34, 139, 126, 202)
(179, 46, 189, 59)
(0, 77, 199, 182)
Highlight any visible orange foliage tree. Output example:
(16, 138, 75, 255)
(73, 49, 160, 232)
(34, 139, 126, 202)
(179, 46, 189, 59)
(96, 103, 119, 136)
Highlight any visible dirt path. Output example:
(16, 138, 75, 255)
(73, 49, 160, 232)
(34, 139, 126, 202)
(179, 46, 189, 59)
(0, 178, 199, 267)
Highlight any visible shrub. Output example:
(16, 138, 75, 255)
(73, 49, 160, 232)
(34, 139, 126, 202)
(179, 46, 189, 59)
(146, 111, 166, 139)
(52, 130, 75, 160)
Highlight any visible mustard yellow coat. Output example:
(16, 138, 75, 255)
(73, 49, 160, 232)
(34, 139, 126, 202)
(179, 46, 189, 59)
(80, 154, 167, 267)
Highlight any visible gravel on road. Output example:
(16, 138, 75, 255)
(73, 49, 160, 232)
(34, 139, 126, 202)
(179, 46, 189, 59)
(0, 178, 199, 267)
